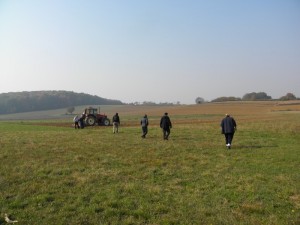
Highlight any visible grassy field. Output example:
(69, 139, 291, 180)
(0, 101, 299, 224)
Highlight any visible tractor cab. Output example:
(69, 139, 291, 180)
(85, 107, 98, 115)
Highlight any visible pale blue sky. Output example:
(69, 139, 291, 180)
(0, 0, 299, 104)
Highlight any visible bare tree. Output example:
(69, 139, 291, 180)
(195, 97, 205, 104)
(67, 106, 75, 114)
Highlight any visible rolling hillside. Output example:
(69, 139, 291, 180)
(0, 91, 123, 115)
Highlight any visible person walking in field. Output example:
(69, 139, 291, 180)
(220, 114, 237, 149)
(160, 112, 172, 140)
(140, 114, 149, 138)
(112, 113, 120, 133)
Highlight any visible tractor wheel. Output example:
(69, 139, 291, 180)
(86, 115, 96, 126)
(103, 118, 110, 126)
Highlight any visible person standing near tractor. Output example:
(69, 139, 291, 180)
(79, 113, 85, 129)
(112, 113, 120, 133)
(73, 115, 79, 129)
(220, 114, 237, 149)
(140, 114, 149, 138)
(160, 112, 172, 140)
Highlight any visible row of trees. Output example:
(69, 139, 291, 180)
(0, 91, 123, 114)
(1, 91, 298, 114)
(196, 92, 298, 104)
(128, 101, 181, 106)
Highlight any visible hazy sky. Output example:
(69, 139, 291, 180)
(0, 0, 299, 104)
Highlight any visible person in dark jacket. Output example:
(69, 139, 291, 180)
(160, 112, 172, 140)
(112, 113, 120, 133)
(78, 113, 86, 129)
(140, 114, 149, 138)
(220, 114, 237, 149)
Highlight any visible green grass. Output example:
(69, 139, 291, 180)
(0, 111, 299, 224)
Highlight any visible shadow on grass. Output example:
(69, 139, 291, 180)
(237, 145, 278, 149)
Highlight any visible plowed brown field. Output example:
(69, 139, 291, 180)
(36, 101, 300, 128)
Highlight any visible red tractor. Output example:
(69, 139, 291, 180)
(83, 107, 110, 126)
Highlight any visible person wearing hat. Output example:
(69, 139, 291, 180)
(220, 114, 237, 149)
(112, 113, 120, 133)
(140, 114, 149, 138)
(160, 112, 172, 140)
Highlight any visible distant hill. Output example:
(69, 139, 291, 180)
(0, 91, 123, 114)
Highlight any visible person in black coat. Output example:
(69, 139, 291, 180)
(160, 112, 172, 140)
(140, 114, 149, 138)
(78, 113, 86, 129)
(112, 113, 120, 133)
(220, 114, 237, 149)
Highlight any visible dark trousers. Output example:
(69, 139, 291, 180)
(142, 126, 148, 137)
(224, 133, 234, 145)
(74, 122, 79, 129)
(163, 128, 170, 140)
(79, 120, 84, 129)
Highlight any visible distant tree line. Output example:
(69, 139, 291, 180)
(129, 101, 181, 106)
(279, 93, 297, 101)
(0, 91, 123, 114)
(197, 92, 298, 103)
(242, 92, 272, 101)
(211, 97, 241, 103)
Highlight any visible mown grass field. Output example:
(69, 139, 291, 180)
(0, 101, 300, 224)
